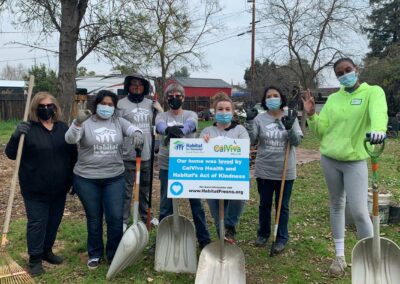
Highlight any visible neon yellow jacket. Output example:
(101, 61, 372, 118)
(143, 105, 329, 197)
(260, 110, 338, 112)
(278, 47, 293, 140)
(308, 83, 388, 161)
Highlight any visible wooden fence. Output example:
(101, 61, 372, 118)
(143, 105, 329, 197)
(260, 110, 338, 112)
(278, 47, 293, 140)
(0, 93, 211, 121)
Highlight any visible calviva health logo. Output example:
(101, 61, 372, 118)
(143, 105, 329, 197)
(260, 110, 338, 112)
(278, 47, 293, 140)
(214, 142, 241, 153)
(173, 140, 185, 150)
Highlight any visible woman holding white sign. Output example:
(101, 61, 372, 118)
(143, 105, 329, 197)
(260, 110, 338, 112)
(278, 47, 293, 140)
(245, 86, 303, 255)
(201, 92, 249, 244)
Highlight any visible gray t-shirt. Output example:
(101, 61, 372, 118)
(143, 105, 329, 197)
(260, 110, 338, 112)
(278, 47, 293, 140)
(65, 116, 141, 179)
(248, 112, 303, 180)
(117, 97, 156, 162)
(200, 123, 249, 140)
(155, 110, 198, 170)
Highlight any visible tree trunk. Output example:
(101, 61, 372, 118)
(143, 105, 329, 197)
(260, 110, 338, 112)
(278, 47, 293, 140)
(58, 1, 80, 122)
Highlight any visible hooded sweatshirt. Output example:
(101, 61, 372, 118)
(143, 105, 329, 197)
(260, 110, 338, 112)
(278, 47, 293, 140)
(307, 82, 388, 161)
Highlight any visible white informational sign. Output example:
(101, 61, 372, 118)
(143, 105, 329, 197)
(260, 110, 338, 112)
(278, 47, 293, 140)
(167, 138, 250, 200)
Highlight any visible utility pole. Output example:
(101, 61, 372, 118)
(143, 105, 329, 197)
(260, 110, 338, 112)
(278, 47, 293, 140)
(249, 0, 256, 100)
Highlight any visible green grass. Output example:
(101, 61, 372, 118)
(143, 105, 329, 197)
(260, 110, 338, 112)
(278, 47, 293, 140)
(0, 120, 19, 145)
(3, 125, 400, 283)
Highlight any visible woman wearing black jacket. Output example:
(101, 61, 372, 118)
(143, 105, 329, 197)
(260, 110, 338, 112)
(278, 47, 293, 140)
(5, 92, 77, 277)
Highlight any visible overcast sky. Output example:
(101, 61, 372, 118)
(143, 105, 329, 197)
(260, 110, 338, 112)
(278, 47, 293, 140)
(0, 0, 370, 87)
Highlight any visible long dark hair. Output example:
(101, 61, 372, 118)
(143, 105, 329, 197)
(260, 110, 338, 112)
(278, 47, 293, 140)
(261, 86, 287, 110)
(92, 90, 118, 114)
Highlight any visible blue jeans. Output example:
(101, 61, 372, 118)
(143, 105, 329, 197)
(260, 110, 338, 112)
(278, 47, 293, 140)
(207, 199, 245, 234)
(159, 169, 211, 245)
(73, 174, 125, 261)
(256, 178, 294, 245)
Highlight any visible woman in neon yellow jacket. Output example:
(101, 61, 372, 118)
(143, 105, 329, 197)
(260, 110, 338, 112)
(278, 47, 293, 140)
(302, 57, 388, 277)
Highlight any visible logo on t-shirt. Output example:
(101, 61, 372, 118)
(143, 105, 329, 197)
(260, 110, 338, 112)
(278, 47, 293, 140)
(94, 127, 117, 143)
(130, 108, 150, 132)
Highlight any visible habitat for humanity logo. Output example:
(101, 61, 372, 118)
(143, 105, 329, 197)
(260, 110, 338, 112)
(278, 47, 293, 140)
(170, 182, 184, 196)
(174, 140, 185, 150)
(185, 142, 203, 153)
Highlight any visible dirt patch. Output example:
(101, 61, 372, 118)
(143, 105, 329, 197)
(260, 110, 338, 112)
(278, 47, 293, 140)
(296, 148, 320, 165)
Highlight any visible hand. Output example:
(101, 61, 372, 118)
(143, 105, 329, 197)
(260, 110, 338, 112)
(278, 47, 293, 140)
(243, 102, 258, 120)
(281, 109, 298, 130)
(165, 126, 184, 138)
(132, 131, 144, 150)
(367, 132, 386, 144)
(12, 121, 31, 138)
(202, 134, 210, 143)
(301, 89, 315, 116)
(75, 101, 92, 125)
(153, 101, 163, 113)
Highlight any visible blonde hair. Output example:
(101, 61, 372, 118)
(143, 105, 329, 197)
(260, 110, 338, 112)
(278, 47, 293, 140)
(29, 92, 62, 122)
(212, 91, 235, 112)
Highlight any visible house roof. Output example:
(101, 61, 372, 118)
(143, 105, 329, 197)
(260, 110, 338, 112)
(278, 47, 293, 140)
(172, 77, 231, 88)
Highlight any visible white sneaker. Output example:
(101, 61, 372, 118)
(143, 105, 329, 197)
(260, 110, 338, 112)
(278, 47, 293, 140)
(123, 223, 128, 232)
(150, 218, 159, 226)
(329, 256, 347, 277)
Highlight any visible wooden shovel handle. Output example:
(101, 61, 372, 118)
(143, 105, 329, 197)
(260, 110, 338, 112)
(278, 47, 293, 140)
(2, 75, 35, 246)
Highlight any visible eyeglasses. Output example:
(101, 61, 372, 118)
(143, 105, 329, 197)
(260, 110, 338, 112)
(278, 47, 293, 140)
(38, 103, 56, 109)
(168, 94, 183, 99)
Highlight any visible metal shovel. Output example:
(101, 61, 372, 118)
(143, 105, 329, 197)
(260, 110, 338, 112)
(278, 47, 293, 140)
(154, 199, 197, 273)
(352, 139, 400, 284)
(107, 150, 149, 279)
(195, 200, 246, 284)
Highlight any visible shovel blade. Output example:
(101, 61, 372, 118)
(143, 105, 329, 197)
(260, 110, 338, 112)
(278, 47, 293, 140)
(352, 237, 400, 284)
(107, 221, 149, 279)
(195, 242, 246, 284)
(154, 215, 197, 273)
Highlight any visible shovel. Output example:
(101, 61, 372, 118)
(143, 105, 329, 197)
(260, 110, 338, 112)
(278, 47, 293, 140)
(106, 149, 149, 280)
(195, 199, 246, 284)
(352, 138, 400, 284)
(154, 199, 197, 273)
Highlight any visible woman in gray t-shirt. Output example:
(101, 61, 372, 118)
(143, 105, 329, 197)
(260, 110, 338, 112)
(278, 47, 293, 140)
(245, 86, 302, 255)
(65, 90, 143, 269)
(200, 93, 249, 244)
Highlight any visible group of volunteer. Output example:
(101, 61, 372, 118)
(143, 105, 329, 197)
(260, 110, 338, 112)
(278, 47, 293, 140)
(5, 57, 387, 278)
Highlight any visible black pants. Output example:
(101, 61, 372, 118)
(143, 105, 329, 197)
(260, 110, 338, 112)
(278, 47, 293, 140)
(23, 194, 66, 258)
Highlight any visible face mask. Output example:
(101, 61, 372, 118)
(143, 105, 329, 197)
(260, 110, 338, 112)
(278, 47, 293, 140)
(128, 93, 145, 103)
(36, 107, 55, 121)
(215, 112, 233, 124)
(168, 97, 183, 110)
(266, 97, 281, 110)
(338, 71, 358, 88)
(96, 105, 115, 119)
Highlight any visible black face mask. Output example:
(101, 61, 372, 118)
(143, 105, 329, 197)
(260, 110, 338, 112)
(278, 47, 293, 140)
(128, 93, 145, 103)
(168, 97, 183, 110)
(37, 107, 55, 121)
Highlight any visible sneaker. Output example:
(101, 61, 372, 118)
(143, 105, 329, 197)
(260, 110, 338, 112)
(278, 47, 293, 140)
(255, 236, 268, 247)
(151, 217, 159, 226)
(271, 242, 285, 255)
(43, 251, 63, 265)
(224, 227, 236, 244)
(328, 256, 347, 277)
(28, 261, 45, 277)
(87, 258, 101, 270)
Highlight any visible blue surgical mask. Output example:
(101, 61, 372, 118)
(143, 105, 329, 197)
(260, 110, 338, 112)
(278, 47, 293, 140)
(215, 112, 233, 124)
(338, 71, 358, 88)
(97, 105, 115, 119)
(266, 98, 281, 110)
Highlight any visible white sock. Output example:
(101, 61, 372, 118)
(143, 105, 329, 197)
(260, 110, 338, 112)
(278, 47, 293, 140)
(334, 238, 345, 257)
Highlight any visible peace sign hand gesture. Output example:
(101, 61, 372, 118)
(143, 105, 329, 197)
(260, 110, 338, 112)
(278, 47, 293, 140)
(75, 101, 92, 126)
(301, 89, 315, 117)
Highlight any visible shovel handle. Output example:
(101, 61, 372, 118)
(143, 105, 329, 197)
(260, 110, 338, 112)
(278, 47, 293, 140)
(363, 138, 385, 159)
(134, 149, 142, 203)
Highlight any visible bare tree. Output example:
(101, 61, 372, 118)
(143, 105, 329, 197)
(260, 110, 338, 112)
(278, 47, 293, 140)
(0, 64, 28, 80)
(103, 0, 221, 100)
(259, 0, 366, 128)
(6, 0, 134, 119)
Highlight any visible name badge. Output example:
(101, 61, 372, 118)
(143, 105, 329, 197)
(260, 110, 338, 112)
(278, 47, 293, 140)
(351, 99, 362, 105)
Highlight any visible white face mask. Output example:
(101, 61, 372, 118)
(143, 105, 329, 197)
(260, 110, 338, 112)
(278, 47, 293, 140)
(96, 105, 114, 119)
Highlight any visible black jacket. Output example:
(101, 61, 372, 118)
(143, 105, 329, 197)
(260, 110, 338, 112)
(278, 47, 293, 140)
(5, 121, 77, 200)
